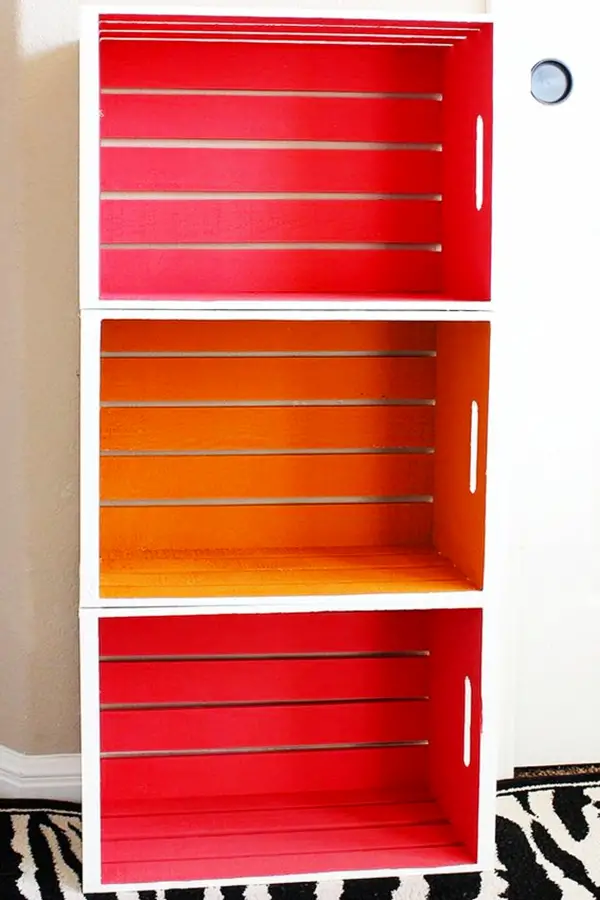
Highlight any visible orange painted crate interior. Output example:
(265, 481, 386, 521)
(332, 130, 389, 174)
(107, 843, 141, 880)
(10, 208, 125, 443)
(99, 319, 490, 600)
(99, 15, 492, 304)
(99, 608, 482, 884)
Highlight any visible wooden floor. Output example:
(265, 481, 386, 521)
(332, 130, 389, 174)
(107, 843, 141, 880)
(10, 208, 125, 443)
(101, 788, 472, 884)
(100, 546, 476, 599)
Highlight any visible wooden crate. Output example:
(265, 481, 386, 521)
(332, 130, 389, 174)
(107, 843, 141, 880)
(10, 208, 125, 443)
(98, 318, 489, 601)
(95, 608, 482, 886)
(95, 14, 492, 305)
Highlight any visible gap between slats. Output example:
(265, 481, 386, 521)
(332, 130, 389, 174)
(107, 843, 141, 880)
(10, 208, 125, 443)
(100, 497, 434, 508)
(101, 350, 437, 358)
(101, 192, 442, 200)
(100, 39, 456, 48)
(102, 89, 443, 100)
(101, 698, 430, 711)
(100, 400, 436, 408)
(101, 742, 429, 759)
(101, 243, 442, 251)
(101, 139, 443, 150)
(101, 448, 434, 457)
(100, 651, 429, 661)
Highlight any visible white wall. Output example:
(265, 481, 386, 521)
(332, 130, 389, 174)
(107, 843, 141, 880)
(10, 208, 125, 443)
(2, 0, 600, 770)
(0, 0, 80, 754)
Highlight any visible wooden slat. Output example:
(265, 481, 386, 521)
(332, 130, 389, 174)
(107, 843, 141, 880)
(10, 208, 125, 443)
(100, 745, 429, 801)
(101, 148, 443, 195)
(100, 454, 434, 501)
(103, 820, 456, 864)
(99, 610, 429, 657)
(99, 552, 472, 598)
(100, 405, 435, 453)
(100, 356, 436, 403)
(98, 19, 469, 43)
(100, 42, 444, 93)
(97, 13, 472, 31)
(102, 786, 432, 817)
(101, 795, 441, 838)
(100, 656, 428, 704)
(99, 503, 433, 553)
(100, 700, 428, 752)
(101, 320, 437, 353)
(101, 94, 441, 143)
(101, 199, 442, 245)
(101, 842, 471, 885)
(100, 248, 443, 296)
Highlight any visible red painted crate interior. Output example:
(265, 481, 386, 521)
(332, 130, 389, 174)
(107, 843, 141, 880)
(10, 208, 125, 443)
(99, 608, 482, 884)
(100, 319, 490, 600)
(99, 15, 492, 303)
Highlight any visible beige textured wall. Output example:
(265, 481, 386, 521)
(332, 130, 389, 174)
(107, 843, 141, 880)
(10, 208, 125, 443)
(0, 0, 486, 755)
(0, 0, 79, 754)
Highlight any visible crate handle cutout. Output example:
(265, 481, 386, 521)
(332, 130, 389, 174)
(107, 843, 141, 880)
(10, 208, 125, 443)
(475, 116, 484, 211)
(469, 400, 479, 495)
(463, 675, 472, 768)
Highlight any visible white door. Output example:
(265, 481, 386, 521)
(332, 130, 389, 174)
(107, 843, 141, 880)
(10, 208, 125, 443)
(493, 0, 600, 769)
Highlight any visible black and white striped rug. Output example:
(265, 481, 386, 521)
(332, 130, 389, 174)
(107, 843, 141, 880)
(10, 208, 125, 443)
(2, 775, 600, 900)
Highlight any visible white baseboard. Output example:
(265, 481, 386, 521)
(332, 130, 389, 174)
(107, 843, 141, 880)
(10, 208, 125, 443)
(0, 744, 81, 803)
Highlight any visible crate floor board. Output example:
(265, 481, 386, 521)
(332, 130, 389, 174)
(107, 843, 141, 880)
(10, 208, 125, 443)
(100, 546, 476, 599)
(101, 790, 472, 884)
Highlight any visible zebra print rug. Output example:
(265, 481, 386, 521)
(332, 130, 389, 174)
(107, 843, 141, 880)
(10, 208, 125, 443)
(1, 774, 600, 900)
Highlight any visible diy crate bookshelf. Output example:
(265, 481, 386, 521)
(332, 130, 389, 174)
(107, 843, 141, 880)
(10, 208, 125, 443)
(80, 4, 497, 893)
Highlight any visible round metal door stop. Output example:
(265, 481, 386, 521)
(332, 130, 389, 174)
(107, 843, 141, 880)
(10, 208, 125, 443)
(531, 60, 573, 105)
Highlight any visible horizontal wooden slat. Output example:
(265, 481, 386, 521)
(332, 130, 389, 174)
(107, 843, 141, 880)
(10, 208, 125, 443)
(99, 610, 429, 657)
(100, 42, 444, 93)
(101, 843, 470, 886)
(97, 14, 475, 30)
(100, 656, 427, 704)
(101, 94, 441, 143)
(101, 794, 441, 838)
(100, 405, 435, 453)
(100, 148, 443, 195)
(101, 320, 437, 353)
(100, 248, 443, 296)
(98, 17, 471, 43)
(100, 454, 434, 501)
(102, 842, 470, 885)
(100, 502, 433, 553)
(102, 785, 432, 815)
(101, 199, 442, 245)
(103, 819, 457, 866)
(100, 356, 436, 403)
(100, 745, 429, 801)
(99, 549, 473, 598)
(100, 700, 428, 753)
